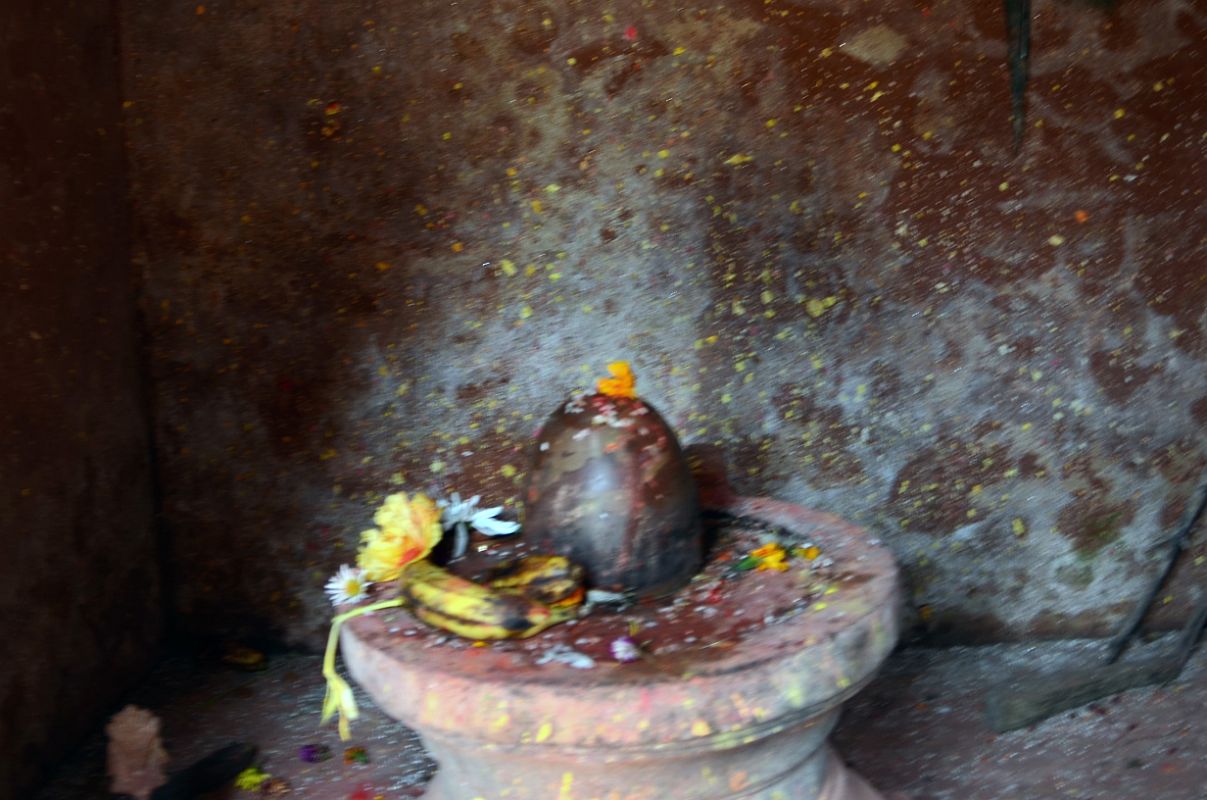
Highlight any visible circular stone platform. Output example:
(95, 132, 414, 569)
(341, 495, 900, 799)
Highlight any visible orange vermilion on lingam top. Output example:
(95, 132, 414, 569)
(596, 360, 637, 398)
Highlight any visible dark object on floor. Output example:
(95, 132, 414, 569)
(1003, 0, 1031, 151)
(150, 743, 257, 800)
(985, 468, 1207, 732)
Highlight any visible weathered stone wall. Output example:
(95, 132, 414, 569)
(0, 2, 161, 797)
(121, 0, 1205, 649)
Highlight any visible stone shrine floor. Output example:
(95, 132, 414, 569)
(37, 637, 1207, 800)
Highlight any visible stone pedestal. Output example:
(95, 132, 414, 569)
(342, 495, 900, 799)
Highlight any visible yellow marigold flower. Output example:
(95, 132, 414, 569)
(757, 556, 789, 572)
(796, 545, 822, 561)
(751, 542, 790, 571)
(597, 361, 637, 398)
(751, 543, 783, 559)
(356, 492, 443, 582)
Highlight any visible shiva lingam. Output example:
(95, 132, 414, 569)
(338, 364, 899, 799)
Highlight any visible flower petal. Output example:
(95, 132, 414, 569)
(610, 636, 642, 663)
(472, 516, 521, 536)
(451, 524, 469, 559)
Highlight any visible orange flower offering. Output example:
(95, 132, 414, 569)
(596, 361, 637, 398)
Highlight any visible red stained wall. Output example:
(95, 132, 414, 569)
(119, 0, 1205, 650)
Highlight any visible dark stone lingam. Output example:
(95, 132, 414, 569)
(523, 390, 703, 598)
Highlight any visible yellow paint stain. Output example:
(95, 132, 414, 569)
(784, 683, 805, 707)
(490, 714, 510, 732)
(805, 295, 838, 318)
(691, 720, 712, 736)
(557, 771, 574, 800)
(535, 722, 553, 743)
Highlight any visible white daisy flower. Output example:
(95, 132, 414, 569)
(325, 565, 371, 606)
(438, 492, 522, 558)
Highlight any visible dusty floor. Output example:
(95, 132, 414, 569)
(38, 637, 1207, 800)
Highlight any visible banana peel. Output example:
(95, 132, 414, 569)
(399, 556, 584, 639)
(321, 555, 585, 740)
(486, 554, 586, 608)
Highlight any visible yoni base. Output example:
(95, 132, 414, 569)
(417, 711, 883, 799)
(341, 495, 899, 800)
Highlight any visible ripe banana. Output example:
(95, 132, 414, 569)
(409, 600, 574, 640)
(399, 558, 575, 640)
(486, 554, 585, 608)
